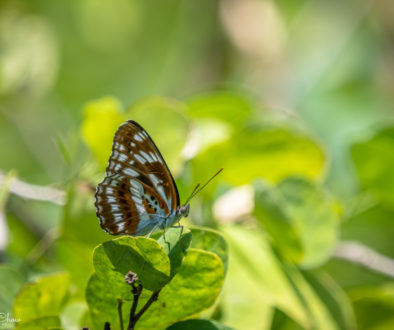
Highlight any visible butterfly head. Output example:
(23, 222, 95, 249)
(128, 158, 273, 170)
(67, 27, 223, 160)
(166, 204, 189, 229)
(177, 204, 190, 218)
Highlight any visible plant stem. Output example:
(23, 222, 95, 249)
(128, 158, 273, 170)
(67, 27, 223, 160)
(127, 287, 141, 329)
(118, 299, 124, 330)
(134, 290, 160, 320)
(127, 289, 161, 330)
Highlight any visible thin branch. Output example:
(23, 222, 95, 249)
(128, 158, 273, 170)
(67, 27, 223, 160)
(118, 299, 124, 330)
(134, 290, 160, 321)
(0, 171, 65, 205)
(127, 284, 143, 330)
(334, 241, 394, 278)
(128, 290, 160, 330)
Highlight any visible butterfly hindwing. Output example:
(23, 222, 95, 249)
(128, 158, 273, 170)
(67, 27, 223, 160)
(96, 173, 170, 235)
(95, 120, 179, 236)
(95, 174, 140, 235)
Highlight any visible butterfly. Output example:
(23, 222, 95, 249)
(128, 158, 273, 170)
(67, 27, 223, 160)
(95, 120, 222, 237)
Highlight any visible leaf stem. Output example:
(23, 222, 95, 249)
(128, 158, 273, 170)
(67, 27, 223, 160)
(118, 299, 124, 330)
(127, 289, 160, 330)
(127, 284, 142, 329)
(135, 290, 160, 321)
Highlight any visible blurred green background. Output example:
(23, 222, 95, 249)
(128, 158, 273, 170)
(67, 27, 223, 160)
(1, 0, 394, 329)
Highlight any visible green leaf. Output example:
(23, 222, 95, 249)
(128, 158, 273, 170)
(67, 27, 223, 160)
(60, 301, 88, 330)
(341, 205, 394, 258)
(192, 126, 326, 187)
(191, 118, 233, 156)
(137, 248, 225, 329)
(167, 319, 234, 330)
(81, 96, 189, 175)
(254, 180, 303, 263)
(93, 236, 171, 291)
(254, 177, 339, 267)
(157, 227, 192, 278)
(0, 266, 25, 315)
(13, 273, 70, 322)
(79, 309, 93, 330)
(349, 283, 394, 329)
(302, 271, 356, 330)
(277, 177, 339, 267)
(126, 96, 190, 174)
(189, 226, 228, 273)
(80, 96, 127, 169)
(221, 226, 353, 330)
(15, 316, 61, 330)
(281, 266, 345, 330)
(85, 273, 142, 330)
(221, 225, 306, 329)
(319, 257, 390, 290)
(187, 90, 254, 125)
(351, 127, 394, 208)
(86, 248, 224, 330)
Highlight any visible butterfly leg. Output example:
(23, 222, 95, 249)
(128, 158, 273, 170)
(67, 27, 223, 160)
(162, 228, 173, 251)
(170, 225, 184, 238)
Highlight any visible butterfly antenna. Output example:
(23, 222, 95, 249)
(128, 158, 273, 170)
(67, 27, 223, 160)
(184, 183, 201, 205)
(184, 168, 223, 204)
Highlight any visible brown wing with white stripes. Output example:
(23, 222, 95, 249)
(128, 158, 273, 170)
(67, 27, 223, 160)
(94, 120, 179, 235)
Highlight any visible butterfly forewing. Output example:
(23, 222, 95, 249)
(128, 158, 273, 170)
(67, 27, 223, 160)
(95, 120, 180, 235)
